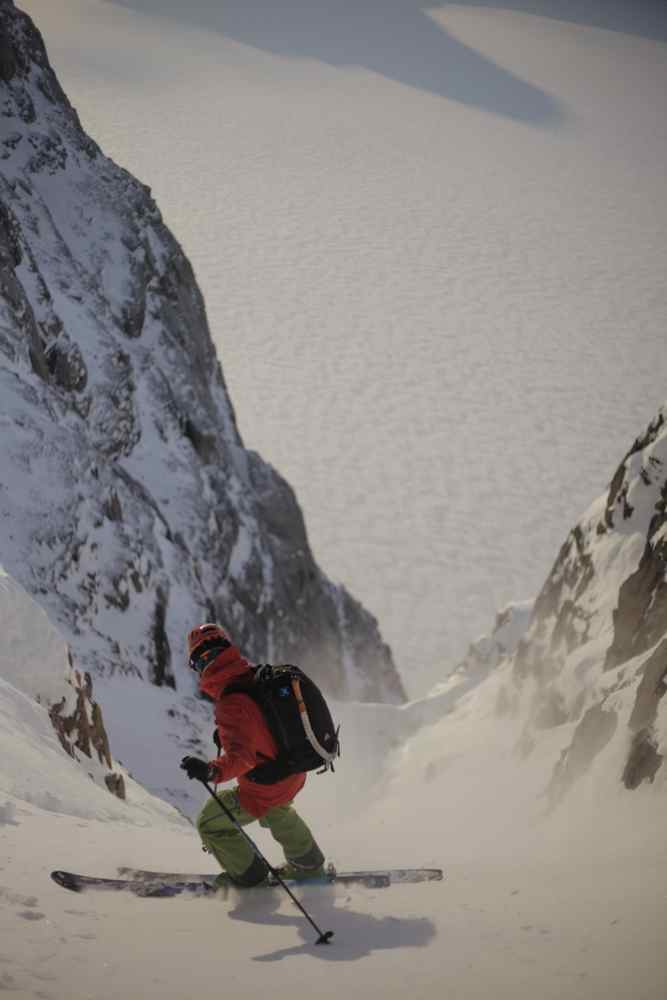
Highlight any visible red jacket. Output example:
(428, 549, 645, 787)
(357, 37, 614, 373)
(199, 644, 306, 817)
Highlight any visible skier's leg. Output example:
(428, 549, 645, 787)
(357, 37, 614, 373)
(196, 789, 268, 886)
(260, 803, 325, 875)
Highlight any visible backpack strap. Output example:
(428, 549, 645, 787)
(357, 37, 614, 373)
(290, 674, 338, 768)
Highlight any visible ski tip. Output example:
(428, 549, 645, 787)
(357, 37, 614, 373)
(51, 870, 80, 892)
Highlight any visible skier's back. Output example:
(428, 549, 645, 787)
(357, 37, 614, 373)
(180, 624, 325, 888)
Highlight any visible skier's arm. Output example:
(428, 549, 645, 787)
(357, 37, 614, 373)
(209, 741, 258, 783)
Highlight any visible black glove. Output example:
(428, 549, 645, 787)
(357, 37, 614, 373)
(180, 756, 212, 781)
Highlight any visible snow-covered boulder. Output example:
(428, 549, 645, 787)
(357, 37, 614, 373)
(0, 1, 404, 716)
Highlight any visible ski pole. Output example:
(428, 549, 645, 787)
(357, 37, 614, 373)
(199, 779, 334, 945)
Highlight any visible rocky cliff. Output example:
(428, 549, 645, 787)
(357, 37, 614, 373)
(403, 406, 667, 803)
(0, 566, 126, 798)
(509, 405, 667, 794)
(0, 0, 405, 733)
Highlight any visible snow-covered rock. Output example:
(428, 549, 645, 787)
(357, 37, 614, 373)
(0, 0, 404, 747)
(0, 650, 188, 828)
(508, 405, 667, 792)
(0, 566, 127, 797)
(427, 599, 534, 702)
(351, 407, 667, 806)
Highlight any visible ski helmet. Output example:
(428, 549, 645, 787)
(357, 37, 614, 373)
(187, 623, 231, 673)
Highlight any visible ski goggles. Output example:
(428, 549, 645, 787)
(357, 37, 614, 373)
(188, 637, 231, 673)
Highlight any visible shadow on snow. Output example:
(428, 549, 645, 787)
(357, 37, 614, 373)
(222, 885, 437, 961)
(102, 0, 573, 127)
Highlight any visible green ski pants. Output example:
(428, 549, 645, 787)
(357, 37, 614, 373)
(196, 788, 321, 881)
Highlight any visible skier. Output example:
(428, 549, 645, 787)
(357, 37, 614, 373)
(180, 623, 326, 889)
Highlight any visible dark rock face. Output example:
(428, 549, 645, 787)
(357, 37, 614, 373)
(514, 524, 594, 682)
(49, 665, 126, 800)
(605, 478, 667, 670)
(621, 638, 667, 789)
(0, 0, 405, 738)
(511, 405, 667, 791)
(0, 15, 16, 82)
(604, 412, 665, 531)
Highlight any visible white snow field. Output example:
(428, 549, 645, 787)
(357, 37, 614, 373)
(2, 5, 667, 997)
(1, 571, 666, 1000)
(19, 0, 667, 696)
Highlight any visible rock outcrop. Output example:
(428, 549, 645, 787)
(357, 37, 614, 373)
(0, 567, 124, 798)
(48, 663, 126, 800)
(509, 405, 667, 793)
(0, 0, 405, 750)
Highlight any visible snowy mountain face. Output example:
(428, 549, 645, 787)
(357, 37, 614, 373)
(0, 0, 404, 750)
(0, 0, 663, 821)
(508, 406, 667, 794)
(350, 407, 667, 815)
(0, 7, 665, 995)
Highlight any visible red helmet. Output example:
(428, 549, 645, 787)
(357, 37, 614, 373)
(187, 623, 231, 673)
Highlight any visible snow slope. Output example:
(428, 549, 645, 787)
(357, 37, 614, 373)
(1, 410, 666, 996)
(20, 0, 667, 695)
(0, 6, 665, 996)
(1, 563, 666, 1000)
(4, 393, 667, 997)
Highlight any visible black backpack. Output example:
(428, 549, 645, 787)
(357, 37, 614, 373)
(224, 664, 340, 785)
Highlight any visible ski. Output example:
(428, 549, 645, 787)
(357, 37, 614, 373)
(117, 865, 443, 886)
(51, 866, 442, 897)
(51, 867, 389, 897)
(51, 870, 217, 897)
